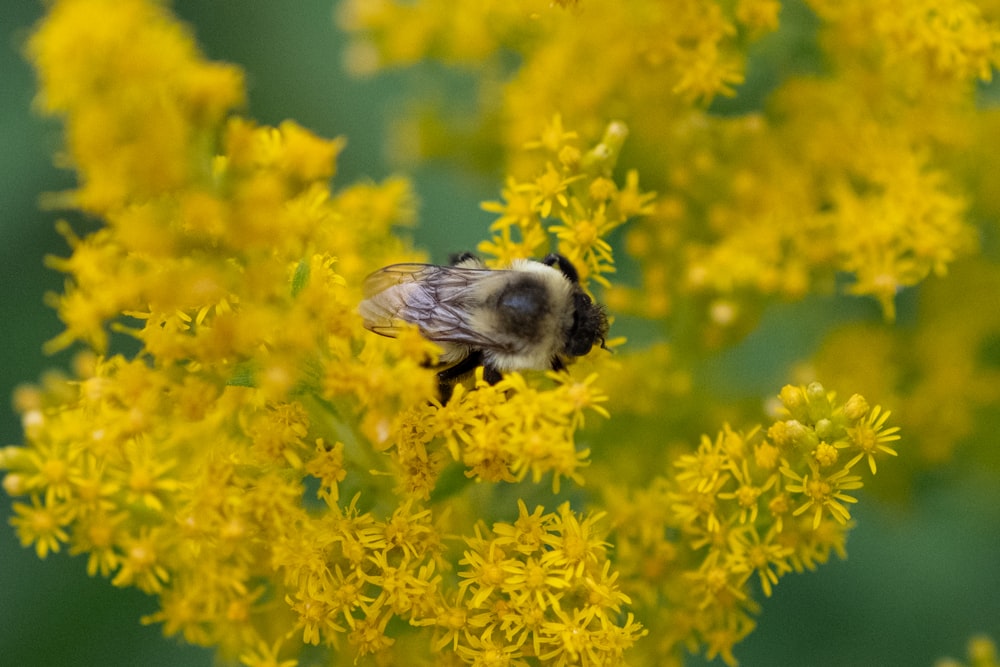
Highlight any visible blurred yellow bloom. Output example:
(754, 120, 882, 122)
(937, 635, 1000, 667)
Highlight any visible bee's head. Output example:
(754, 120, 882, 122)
(565, 291, 609, 357)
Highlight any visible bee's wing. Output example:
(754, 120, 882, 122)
(359, 263, 502, 348)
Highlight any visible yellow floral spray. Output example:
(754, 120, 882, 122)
(20, 0, 1000, 665)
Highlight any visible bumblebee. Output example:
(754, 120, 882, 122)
(359, 253, 608, 400)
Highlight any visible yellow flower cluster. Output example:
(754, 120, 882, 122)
(602, 383, 898, 666)
(17, 0, 979, 665)
(812, 257, 1000, 484)
(812, 0, 1000, 82)
(479, 116, 656, 288)
(29, 0, 416, 362)
(6, 1, 659, 665)
(397, 370, 608, 497)
(434, 500, 645, 665)
(28, 0, 245, 216)
(340, 0, 761, 106)
(342, 0, 996, 331)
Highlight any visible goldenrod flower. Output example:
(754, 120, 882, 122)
(25, 0, 1000, 665)
(344, 0, 993, 331)
(598, 383, 899, 664)
(8, 2, 648, 664)
(9, 494, 71, 559)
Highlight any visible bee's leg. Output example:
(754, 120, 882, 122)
(449, 251, 480, 266)
(436, 351, 484, 403)
(437, 382, 455, 405)
(542, 253, 580, 284)
(482, 364, 502, 385)
(437, 351, 484, 382)
(549, 356, 566, 373)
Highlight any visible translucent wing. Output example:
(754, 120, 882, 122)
(359, 263, 510, 349)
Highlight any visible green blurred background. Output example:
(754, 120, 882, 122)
(1, 2, 998, 666)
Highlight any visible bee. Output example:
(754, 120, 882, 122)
(359, 252, 609, 401)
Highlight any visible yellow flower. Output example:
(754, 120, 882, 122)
(10, 495, 72, 559)
(846, 404, 901, 474)
(781, 462, 864, 529)
(111, 527, 171, 593)
(239, 639, 299, 667)
(727, 526, 792, 598)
